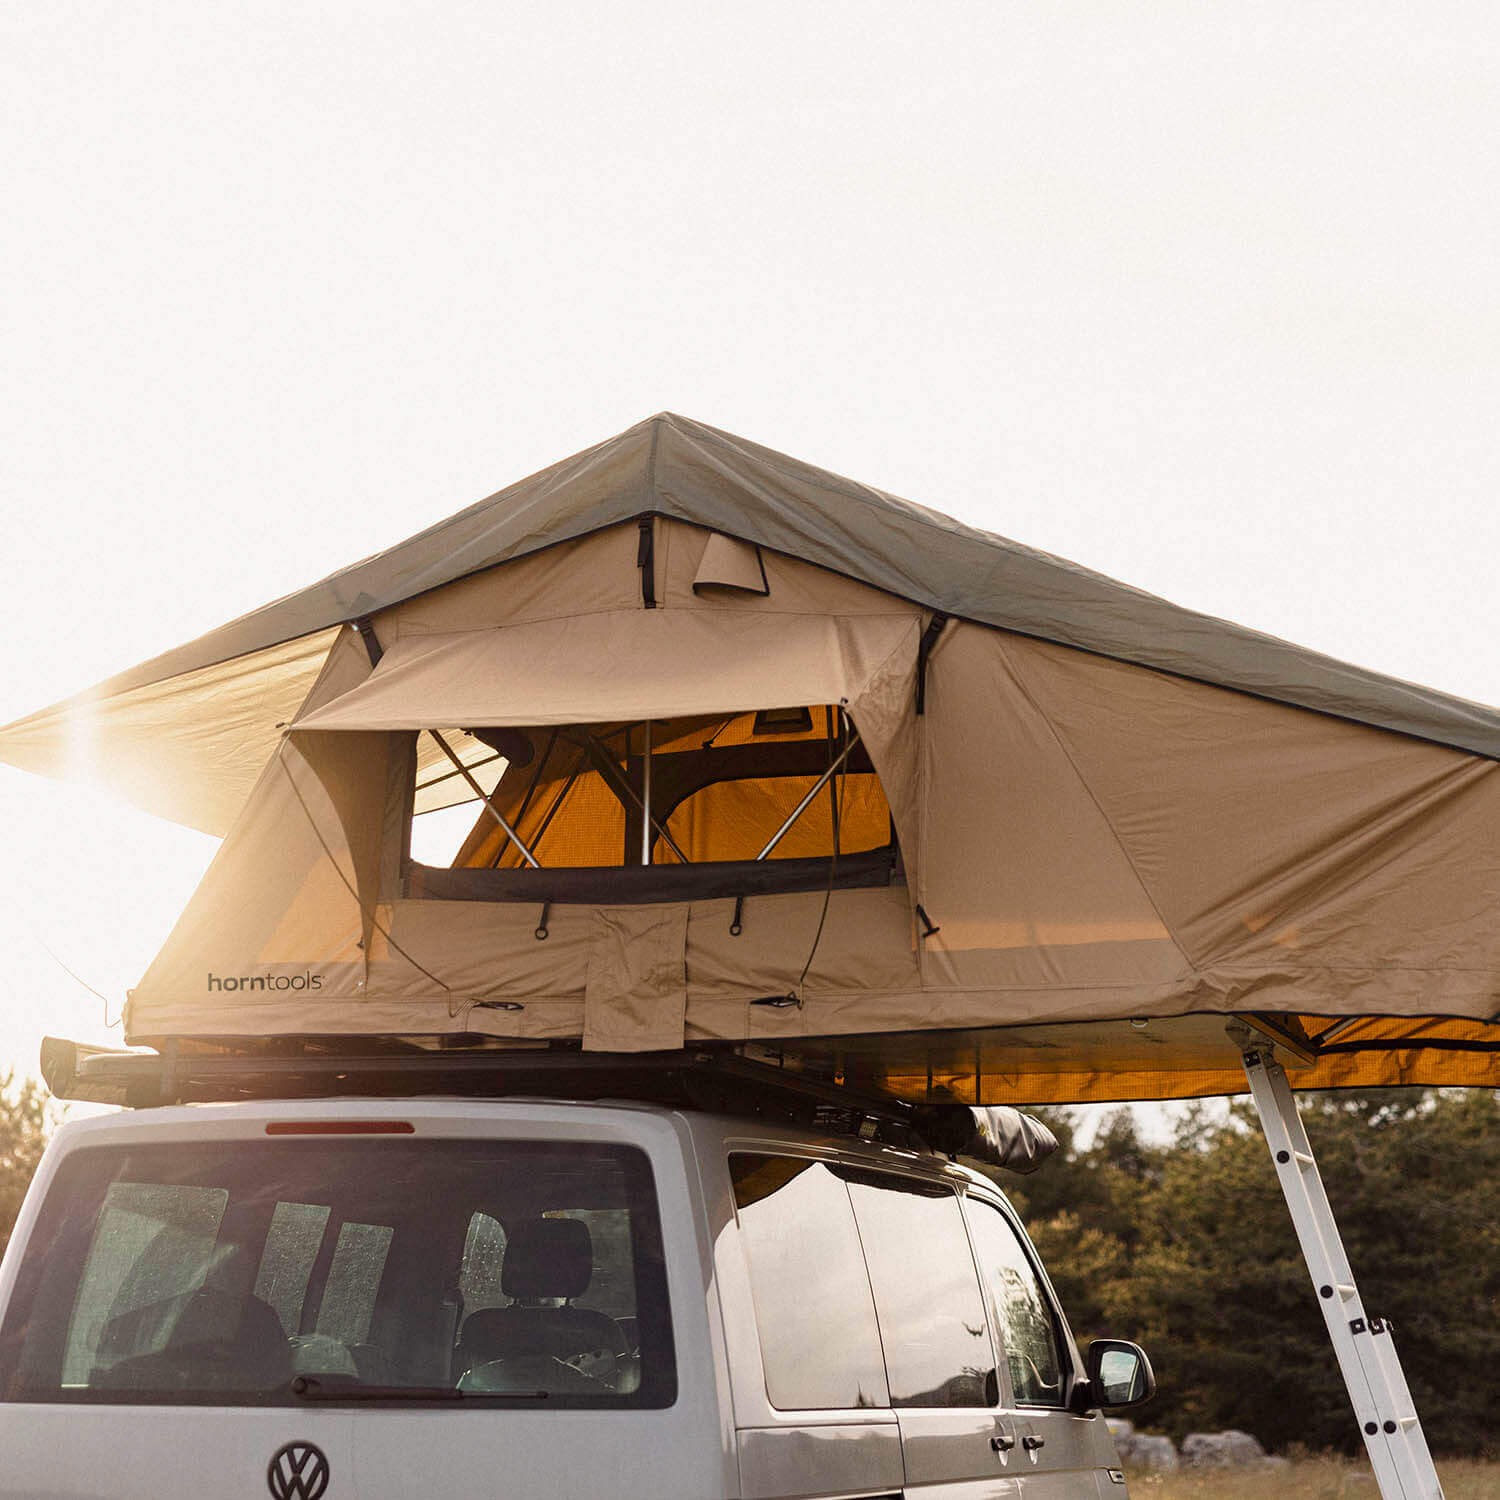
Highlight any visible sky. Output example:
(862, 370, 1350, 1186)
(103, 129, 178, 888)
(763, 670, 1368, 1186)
(1, 3, 1497, 1128)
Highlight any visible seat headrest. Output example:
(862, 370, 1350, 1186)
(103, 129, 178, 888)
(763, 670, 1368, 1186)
(502, 1218, 593, 1301)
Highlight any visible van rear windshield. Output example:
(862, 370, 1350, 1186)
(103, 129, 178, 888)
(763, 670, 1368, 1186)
(0, 1137, 674, 1409)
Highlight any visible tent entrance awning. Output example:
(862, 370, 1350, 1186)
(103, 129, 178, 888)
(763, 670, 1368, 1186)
(293, 609, 922, 731)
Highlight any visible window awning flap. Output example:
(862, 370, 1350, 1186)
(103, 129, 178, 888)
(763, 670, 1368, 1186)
(293, 610, 922, 731)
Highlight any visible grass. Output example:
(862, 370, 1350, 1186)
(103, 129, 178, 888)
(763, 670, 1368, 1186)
(1126, 1457, 1500, 1498)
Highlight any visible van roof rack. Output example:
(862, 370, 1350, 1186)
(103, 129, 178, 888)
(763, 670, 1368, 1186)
(39, 1034, 1058, 1173)
(42, 1032, 925, 1134)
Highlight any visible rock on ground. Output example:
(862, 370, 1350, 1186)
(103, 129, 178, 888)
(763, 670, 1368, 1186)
(1107, 1418, 1180, 1470)
(1181, 1429, 1272, 1467)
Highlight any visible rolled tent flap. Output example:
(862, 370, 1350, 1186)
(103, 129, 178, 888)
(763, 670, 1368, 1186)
(692, 532, 768, 595)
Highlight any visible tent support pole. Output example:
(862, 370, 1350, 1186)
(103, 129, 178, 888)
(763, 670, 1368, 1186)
(575, 732, 691, 865)
(641, 719, 653, 866)
(428, 731, 540, 869)
(756, 730, 863, 860)
(1238, 1042, 1443, 1499)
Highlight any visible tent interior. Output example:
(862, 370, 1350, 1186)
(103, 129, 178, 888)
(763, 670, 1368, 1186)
(5, 412, 1500, 1107)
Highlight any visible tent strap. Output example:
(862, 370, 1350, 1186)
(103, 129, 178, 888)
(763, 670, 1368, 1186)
(356, 616, 385, 667)
(915, 612, 949, 715)
(1238, 1038, 1444, 1499)
(636, 516, 657, 608)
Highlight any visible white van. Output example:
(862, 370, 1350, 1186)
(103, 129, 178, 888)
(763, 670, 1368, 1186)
(0, 1079, 1153, 1499)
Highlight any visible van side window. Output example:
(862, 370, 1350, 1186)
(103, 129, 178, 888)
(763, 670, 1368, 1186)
(842, 1171, 994, 1408)
(730, 1154, 888, 1411)
(964, 1198, 1067, 1407)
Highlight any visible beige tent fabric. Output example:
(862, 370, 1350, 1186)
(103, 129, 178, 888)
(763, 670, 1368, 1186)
(1002, 634, 1500, 1016)
(583, 907, 690, 1052)
(128, 631, 377, 1021)
(917, 622, 1191, 995)
(373, 521, 645, 643)
(294, 610, 922, 732)
(692, 532, 767, 595)
(103, 528, 1500, 1087)
(0, 629, 340, 836)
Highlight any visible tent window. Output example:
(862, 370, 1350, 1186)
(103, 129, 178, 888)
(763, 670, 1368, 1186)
(403, 708, 899, 904)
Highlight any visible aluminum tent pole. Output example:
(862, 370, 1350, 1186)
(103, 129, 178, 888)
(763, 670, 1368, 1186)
(428, 730, 540, 869)
(1239, 1042, 1443, 1499)
(641, 718, 653, 866)
(755, 730, 863, 860)
(574, 731, 691, 865)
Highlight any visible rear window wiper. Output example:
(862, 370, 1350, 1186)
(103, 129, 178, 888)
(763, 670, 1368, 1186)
(289, 1375, 549, 1402)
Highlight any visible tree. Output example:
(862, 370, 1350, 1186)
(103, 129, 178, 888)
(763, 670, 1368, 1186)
(0, 1075, 53, 1260)
(1010, 1091, 1500, 1455)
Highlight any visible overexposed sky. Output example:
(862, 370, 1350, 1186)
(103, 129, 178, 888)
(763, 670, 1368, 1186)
(1, 3, 1497, 1106)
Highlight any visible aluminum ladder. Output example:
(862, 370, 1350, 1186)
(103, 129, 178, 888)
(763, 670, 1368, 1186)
(1242, 1046, 1444, 1499)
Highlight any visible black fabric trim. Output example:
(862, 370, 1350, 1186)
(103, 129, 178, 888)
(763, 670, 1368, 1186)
(637, 517, 656, 608)
(408, 848, 897, 905)
(628, 737, 877, 836)
(916, 612, 949, 715)
(355, 617, 384, 668)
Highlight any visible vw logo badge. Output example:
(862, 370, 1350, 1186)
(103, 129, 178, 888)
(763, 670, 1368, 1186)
(267, 1441, 330, 1500)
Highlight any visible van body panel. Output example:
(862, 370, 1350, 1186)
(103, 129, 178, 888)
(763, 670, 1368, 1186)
(1007, 1411, 1122, 1497)
(0, 1096, 1132, 1499)
(0, 1098, 736, 1500)
(0, 1403, 360, 1500)
(349, 1406, 727, 1499)
(736, 1420, 904, 1499)
(895, 1409, 1023, 1497)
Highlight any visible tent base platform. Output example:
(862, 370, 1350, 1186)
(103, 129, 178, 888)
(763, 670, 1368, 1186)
(67, 1006, 1500, 1114)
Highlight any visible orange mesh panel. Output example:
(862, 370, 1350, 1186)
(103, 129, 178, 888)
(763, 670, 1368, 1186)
(663, 773, 890, 862)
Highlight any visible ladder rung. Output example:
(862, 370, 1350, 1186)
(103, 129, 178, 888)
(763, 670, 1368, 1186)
(1292, 1149, 1314, 1165)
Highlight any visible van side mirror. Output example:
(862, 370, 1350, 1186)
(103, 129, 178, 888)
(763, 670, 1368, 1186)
(1082, 1339, 1155, 1410)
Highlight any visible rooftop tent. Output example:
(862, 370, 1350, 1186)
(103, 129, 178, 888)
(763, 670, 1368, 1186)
(3, 412, 1500, 1101)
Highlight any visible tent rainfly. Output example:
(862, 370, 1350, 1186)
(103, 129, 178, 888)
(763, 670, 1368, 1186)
(4, 411, 1500, 1107)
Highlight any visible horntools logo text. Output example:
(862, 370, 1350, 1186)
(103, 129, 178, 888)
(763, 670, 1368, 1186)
(207, 971, 325, 992)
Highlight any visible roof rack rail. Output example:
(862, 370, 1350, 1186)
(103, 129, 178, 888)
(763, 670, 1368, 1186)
(39, 1035, 1059, 1173)
(42, 1034, 920, 1132)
